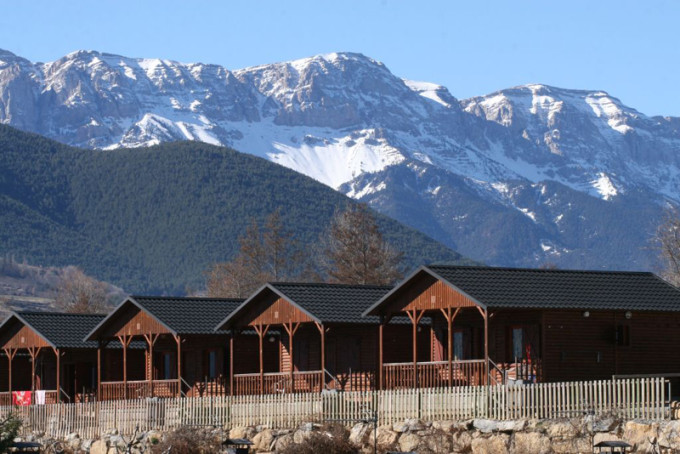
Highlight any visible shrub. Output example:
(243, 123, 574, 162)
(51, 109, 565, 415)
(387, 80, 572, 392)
(278, 424, 358, 454)
(0, 413, 22, 452)
(151, 426, 223, 454)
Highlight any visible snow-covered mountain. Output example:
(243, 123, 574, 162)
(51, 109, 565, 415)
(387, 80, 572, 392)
(2, 48, 678, 269)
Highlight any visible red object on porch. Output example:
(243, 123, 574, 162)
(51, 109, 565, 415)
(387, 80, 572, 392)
(12, 391, 31, 406)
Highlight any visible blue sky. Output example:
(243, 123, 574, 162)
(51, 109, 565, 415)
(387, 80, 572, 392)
(1, 0, 678, 116)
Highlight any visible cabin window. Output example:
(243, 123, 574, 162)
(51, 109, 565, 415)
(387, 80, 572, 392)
(509, 325, 540, 362)
(163, 353, 172, 379)
(453, 331, 464, 360)
(512, 328, 523, 361)
(616, 325, 631, 347)
(208, 350, 217, 379)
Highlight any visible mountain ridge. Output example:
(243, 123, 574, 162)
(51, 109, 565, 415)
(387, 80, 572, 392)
(1, 48, 677, 270)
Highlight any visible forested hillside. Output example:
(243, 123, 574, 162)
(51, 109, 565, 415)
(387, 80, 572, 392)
(0, 125, 470, 293)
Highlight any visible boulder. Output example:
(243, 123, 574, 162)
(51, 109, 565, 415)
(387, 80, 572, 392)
(512, 432, 551, 454)
(90, 439, 108, 454)
(432, 420, 456, 433)
(546, 420, 578, 439)
(293, 428, 314, 444)
(451, 430, 473, 453)
(424, 430, 452, 452)
(252, 428, 275, 452)
(659, 420, 680, 451)
(398, 432, 422, 452)
(349, 422, 372, 445)
(370, 425, 398, 450)
(229, 426, 248, 439)
(393, 418, 426, 433)
(273, 433, 293, 452)
(497, 420, 526, 433)
(471, 434, 510, 454)
(473, 419, 499, 434)
(592, 417, 619, 433)
(623, 421, 658, 453)
(550, 436, 592, 454)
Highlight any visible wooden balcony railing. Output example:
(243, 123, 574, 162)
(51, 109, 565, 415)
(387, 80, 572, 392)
(233, 370, 324, 395)
(494, 359, 542, 383)
(0, 390, 58, 406)
(383, 360, 487, 389)
(100, 380, 180, 401)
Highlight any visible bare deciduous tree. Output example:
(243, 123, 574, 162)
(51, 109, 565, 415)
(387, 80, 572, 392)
(205, 210, 302, 298)
(655, 206, 680, 286)
(320, 204, 404, 285)
(54, 266, 111, 313)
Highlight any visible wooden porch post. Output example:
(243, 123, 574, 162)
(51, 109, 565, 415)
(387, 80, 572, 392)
(4, 348, 16, 395)
(53, 348, 60, 403)
(28, 347, 39, 394)
(144, 334, 159, 398)
(175, 335, 181, 398)
(254, 324, 270, 394)
(315, 323, 325, 392)
(484, 308, 489, 385)
(117, 335, 130, 399)
(229, 333, 234, 397)
(378, 321, 384, 391)
(406, 310, 424, 388)
(97, 343, 102, 400)
(441, 307, 461, 387)
(283, 322, 300, 393)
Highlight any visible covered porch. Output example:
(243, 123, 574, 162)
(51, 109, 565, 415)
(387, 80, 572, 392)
(0, 312, 103, 404)
(85, 296, 242, 400)
(364, 266, 543, 390)
(217, 283, 391, 395)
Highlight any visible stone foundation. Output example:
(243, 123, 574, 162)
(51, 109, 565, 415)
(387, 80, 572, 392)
(14, 416, 680, 453)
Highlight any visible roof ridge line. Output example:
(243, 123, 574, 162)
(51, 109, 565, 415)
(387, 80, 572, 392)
(427, 265, 653, 275)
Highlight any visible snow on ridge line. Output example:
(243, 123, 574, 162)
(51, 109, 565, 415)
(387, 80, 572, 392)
(403, 79, 451, 107)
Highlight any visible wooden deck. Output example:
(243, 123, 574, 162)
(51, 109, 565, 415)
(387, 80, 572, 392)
(233, 370, 324, 395)
(383, 359, 487, 389)
(100, 380, 180, 400)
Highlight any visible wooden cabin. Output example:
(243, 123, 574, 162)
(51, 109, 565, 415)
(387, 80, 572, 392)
(0, 312, 106, 404)
(215, 282, 419, 395)
(84, 296, 244, 400)
(363, 265, 680, 390)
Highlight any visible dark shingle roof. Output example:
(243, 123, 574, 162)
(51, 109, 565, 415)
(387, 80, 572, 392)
(11, 312, 106, 348)
(217, 283, 393, 329)
(130, 296, 244, 334)
(425, 265, 680, 311)
(271, 283, 393, 324)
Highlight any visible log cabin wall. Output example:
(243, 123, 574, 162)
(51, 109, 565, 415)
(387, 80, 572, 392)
(615, 311, 680, 376)
(383, 324, 429, 364)
(232, 333, 274, 374)
(543, 310, 680, 382)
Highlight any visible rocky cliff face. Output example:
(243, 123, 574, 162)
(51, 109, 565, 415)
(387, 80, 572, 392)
(2, 48, 678, 269)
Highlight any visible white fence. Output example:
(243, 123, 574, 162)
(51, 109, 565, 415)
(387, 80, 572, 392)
(0, 378, 668, 439)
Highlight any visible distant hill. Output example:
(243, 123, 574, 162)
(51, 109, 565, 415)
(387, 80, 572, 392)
(0, 125, 471, 293)
(0, 257, 124, 317)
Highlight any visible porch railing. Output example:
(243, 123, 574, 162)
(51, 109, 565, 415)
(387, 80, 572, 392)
(0, 390, 58, 405)
(383, 359, 487, 389)
(233, 370, 324, 395)
(100, 380, 179, 401)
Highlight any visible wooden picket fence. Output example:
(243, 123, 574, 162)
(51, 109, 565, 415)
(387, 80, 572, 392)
(0, 378, 668, 439)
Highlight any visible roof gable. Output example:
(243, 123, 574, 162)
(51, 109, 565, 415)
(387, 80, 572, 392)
(216, 283, 392, 330)
(1, 312, 105, 349)
(86, 296, 244, 340)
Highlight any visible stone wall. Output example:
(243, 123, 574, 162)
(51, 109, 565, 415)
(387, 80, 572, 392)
(14, 416, 680, 453)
